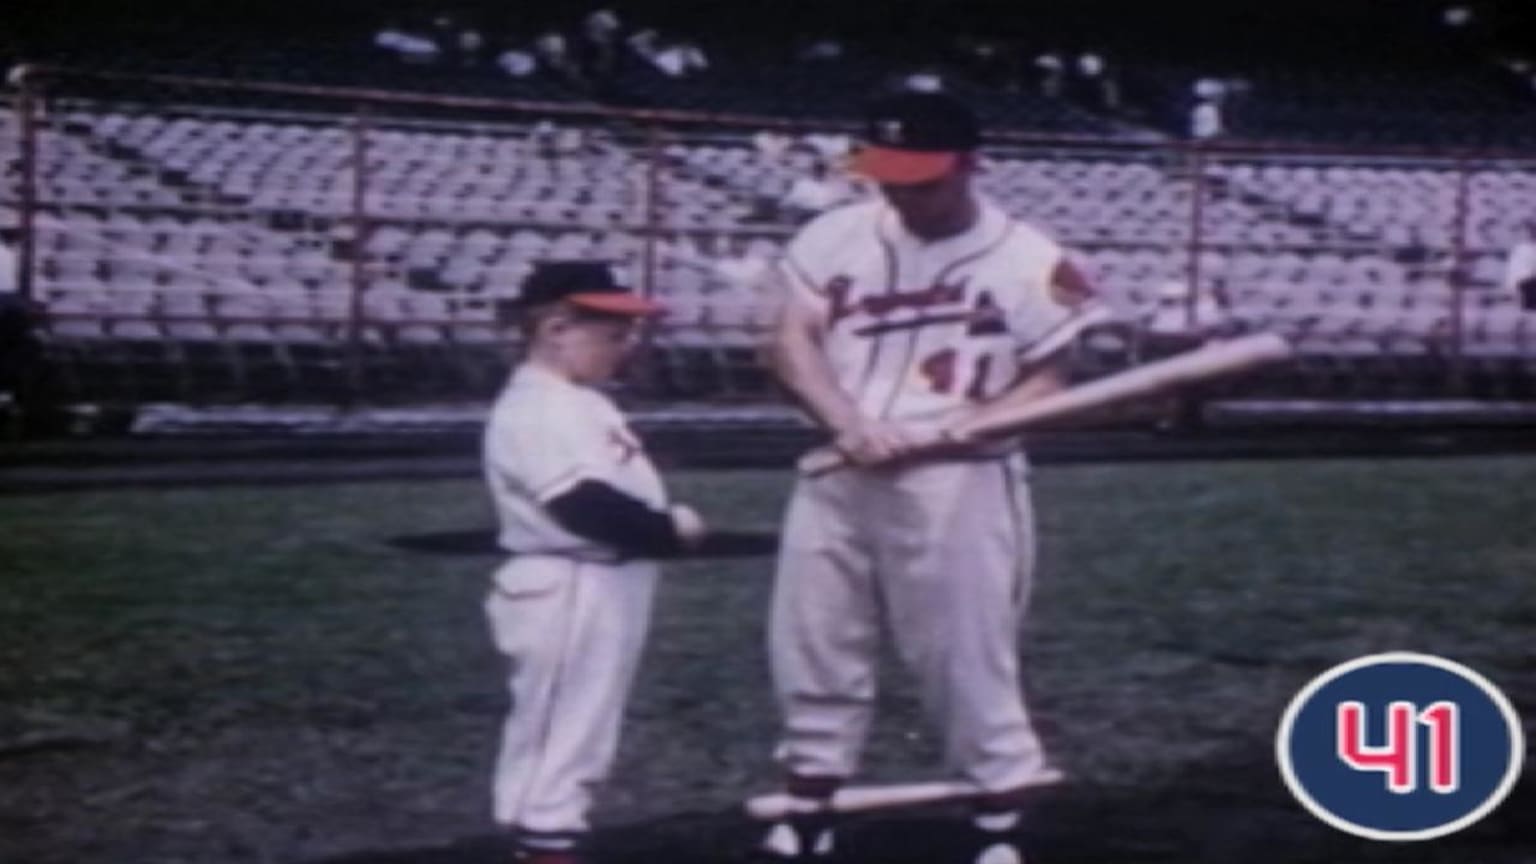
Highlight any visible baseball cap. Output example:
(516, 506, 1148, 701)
(516, 260, 662, 316)
(848, 91, 981, 185)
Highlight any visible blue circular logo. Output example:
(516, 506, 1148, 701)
(1276, 652, 1524, 841)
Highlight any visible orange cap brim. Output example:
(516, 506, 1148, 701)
(568, 292, 665, 317)
(848, 146, 960, 185)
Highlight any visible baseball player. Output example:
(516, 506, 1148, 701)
(482, 261, 708, 864)
(759, 92, 1108, 864)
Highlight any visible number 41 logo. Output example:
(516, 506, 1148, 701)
(1336, 700, 1457, 794)
(1278, 652, 1523, 841)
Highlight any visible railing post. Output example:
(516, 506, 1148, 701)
(344, 104, 371, 407)
(636, 122, 664, 392)
(641, 123, 662, 301)
(1447, 156, 1471, 392)
(14, 65, 40, 303)
(1185, 142, 1208, 332)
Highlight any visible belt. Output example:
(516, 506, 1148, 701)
(833, 450, 1019, 470)
(917, 450, 1018, 464)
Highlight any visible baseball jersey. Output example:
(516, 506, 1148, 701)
(778, 197, 1107, 422)
(483, 362, 667, 559)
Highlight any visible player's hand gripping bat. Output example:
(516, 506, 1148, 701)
(798, 332, 1293, 477)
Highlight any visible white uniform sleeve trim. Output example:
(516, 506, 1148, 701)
(780, 254, 820, 295)
(1016, 303, 1113, 365)
(531, 466, 598, 504)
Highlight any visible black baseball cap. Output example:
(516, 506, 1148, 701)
(849, 91, 981, 185)
(517, 260, 662, 317)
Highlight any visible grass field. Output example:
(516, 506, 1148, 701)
(2, 456, 1533, 864)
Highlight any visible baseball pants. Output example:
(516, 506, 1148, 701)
(485, 555, 658, 833)
(769, 453, 1056, 793)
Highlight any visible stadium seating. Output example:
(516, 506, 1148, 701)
(5, 94, 1533, 404)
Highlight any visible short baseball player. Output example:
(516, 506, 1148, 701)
(759, 92, 1108, 864)
(481, 261, 708, 864)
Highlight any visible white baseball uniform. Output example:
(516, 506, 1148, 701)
(482, 361, 667, 834)
(770, 197, 1106, 794)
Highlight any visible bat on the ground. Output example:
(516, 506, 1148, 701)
(798, 332, 1293, 477)
(745, 768, 1065, 820)
(745, 781, 981, 820)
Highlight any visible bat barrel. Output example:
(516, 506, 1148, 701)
(797, 333, 1294, 478)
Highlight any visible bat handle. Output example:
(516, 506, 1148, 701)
(796, 426, 962, 478)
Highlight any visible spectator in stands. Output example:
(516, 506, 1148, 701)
(901, 70, 946, 93)
(457, 25, 485, 68)
(781, 161, 851, 221)
(682, 40, 710, 74)
(375, 22, 442, 65)
(897, 68, 940, 93)
(536, 29, 566, 63)
(802, 130, 851, 159)
(1035, 51, 1066, 98)
(528, 120, 563, 156)
(537, 30, 586, 86)
(1503, 220, 1536, 310)
(554, 125, 587, 155)
(585, 8, 622, 42)
(1147, 279, 1230, 340)
(747, 173, 788, 223)
(649, 42, 687, 77)
(1193, 77, 1227, 103)
(1071, 51, 1121, 111)
(497, 45, 538, 78)
(650, 38, 709, 78)
(1189, 97, 1224, 140)
(753, 129, 793, 160)
(374, 20, 410, 52)
(712, 236, 773, 293)
(626, 28, 661, 64)
(1097, 62, 1122, 111)
(582, 7, 622, 78)
(621, 28, 704, 79)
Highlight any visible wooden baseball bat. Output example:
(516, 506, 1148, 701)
(745, 767, 1066, 820)
(798, 332, 1293, 477)
(745, 781, 979, 820)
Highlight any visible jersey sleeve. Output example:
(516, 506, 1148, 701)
(486, 396, 614, 503)
(772, 205, 866, 316)
(774, 232, 830, 313)
(545, 479, 683, 557)
(1011, 253, 1112, 365)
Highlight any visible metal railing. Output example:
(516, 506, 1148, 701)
(6, 63, 1535, 405)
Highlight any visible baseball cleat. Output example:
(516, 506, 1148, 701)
(964, 810, 1028, 864)
(757, 809, 837, 860)
(514, 829, 589, 864)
